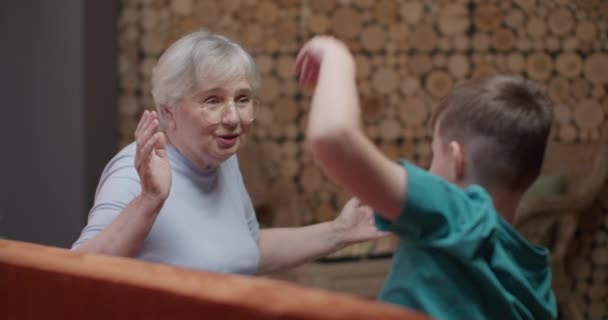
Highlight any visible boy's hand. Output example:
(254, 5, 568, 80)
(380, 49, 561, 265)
(295, 36, 354, 87)
(332, 197, 391, 246)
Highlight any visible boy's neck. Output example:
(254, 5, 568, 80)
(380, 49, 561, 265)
(486, 188, 522, 224)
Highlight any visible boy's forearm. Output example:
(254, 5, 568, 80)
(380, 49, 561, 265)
(307, 52, 359, 141)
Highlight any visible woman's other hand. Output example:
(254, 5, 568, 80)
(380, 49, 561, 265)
(134, 110, 171, 203)
(332, 197, 390, 246)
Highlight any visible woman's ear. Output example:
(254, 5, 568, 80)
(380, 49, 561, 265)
(449, 140, 465, 183)
(161, 105, 175, 130)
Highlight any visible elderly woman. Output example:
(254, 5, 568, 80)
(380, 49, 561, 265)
(72, 31, 385, 275)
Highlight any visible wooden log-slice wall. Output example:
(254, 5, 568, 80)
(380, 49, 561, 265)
(118, 1, 607, 306)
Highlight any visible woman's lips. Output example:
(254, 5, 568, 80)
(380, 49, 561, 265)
(216, 134, 239, 147)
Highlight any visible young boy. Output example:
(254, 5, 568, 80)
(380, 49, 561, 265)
(296, 36, 557, 320)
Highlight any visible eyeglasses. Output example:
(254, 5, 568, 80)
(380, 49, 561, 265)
(200, 96, 256, 125)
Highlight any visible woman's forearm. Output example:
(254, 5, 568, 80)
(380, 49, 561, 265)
(256, 222, 345, 274)
(72, 195, 164, 257)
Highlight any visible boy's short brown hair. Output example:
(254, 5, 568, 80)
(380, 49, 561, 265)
(431, 75, 554, 191)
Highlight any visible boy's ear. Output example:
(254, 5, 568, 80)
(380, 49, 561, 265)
(161, 105, 175, 129)
(449, 141, 465, 182)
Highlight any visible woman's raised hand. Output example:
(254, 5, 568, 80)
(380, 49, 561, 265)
(134, 110, 171, 203)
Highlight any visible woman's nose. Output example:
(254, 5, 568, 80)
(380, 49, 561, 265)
(221, 103, 240, 126)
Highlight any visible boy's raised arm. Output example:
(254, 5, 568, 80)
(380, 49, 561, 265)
(296, 36, 407, 222)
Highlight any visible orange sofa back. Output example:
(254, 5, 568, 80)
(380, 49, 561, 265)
(0, 239, 428, 320)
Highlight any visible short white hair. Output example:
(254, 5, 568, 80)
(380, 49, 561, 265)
(151, 30, 261, 125)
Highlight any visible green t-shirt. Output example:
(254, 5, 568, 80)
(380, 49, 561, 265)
(375, 161, 557, 320)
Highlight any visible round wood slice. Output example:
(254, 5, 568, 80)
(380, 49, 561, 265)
(526, 53, 553, 81)
(309, 0, 336, 13)
(255, 105, 274, 127)
(553, 103, 572, 125)
(276, 55, 295, 80)
(119, 94, 140, 117)
(380, 143, 402, 160)
(314, 203, 336, 223)
(430, 52, 445, 68)
(548, 8, 574, 36)
(258, 75, 281, 102)
(272, 97, 299, 125)
(281, 80, 298, 97)
(141, 8, 160, 30)
(574, 100, 604, 129)
(379, 118, 402, 141)
(425, 71, 453, 98)
(284, 123, 299, 139)
(407, 54, 433, 76)
(361, 95, 384, 123)
(400, 77, 421, 96)
(239, 24, 264, 49)
(360, 25, 387, 52)
(453, 34, 470, 51)
(374, 0, 399, 25)
(309, 14, 331, 34)
(505, 9, 525, 29)
(548, 77, 571, 104)
(472, 32, 491, 51)
(119, 7, 139, 27)
(139, 57, 156, 78)
(280, 157, 300, 178)
(281, 140, 299, 158)
(121, 72, 139, 93)
(527, 17, 547, 39)
(558, 124, 577, 142)
(372, 67, 400, 94)
(576, 21, 598, 42)
(514, 0, 536, 11)
(472, 63, 497, 80)
(254, 2, 280, 26)
(592, 85, 606, 99)
(300, 164, 324, 193)
(399, 96, 428, 126)
(255, 54, 274, 75)
(170, 0, 192, 16)
(516, 37, 533, 52)
(448, 54, 470, 78)
(492, 28, 516, 52)
(409, 24, 438, 52)
(584, 53, 608, 84)
(474, 3, 502, 31)
(359, 79, 372, 96)
(545, 36, 561, 52)
(576, 0, 600, 10)
(571, 77, 591, 99)
(388, 23, 409, 42)
(141, 32, 165, 55)
(555, 53, 583, 79)
(263, 38, 280, 52)
(365, 124, 380, 140)
(331, 7, 362, 40)
(562, 36, 580, 52)
(438, 3, 470, 36)
(275, 16, 298, 44)
(400, 1, 425, 25)
(354, 0, 375, 9)
(438, 37, 452, 51)
(192, 2, 222, 26)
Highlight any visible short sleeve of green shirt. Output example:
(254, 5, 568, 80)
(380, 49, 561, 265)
(375, 160, 496, 247)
